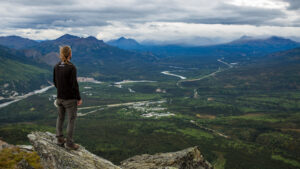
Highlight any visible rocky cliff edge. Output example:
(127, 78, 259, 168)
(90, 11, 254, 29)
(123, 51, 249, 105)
(28, 131, 213, 169)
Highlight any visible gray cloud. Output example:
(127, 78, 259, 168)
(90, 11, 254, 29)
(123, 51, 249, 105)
(282, 0, 300, 10)
(5, 0, 74, 6)
(212, 3, 287, 26)
(0, 0, 297, 29)
(0, 0, 299, 42)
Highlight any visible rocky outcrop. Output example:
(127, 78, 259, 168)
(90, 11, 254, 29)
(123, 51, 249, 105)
(120, 146, 212, 169)
(28, 132, 213, 169)
(28, 132, 120, 169)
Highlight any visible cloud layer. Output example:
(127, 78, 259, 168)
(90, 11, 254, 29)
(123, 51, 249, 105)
(0, 0, 299, 44)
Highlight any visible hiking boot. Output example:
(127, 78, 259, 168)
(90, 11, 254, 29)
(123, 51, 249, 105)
(65, 142, 80, 150)
(56, 136, 66, 147)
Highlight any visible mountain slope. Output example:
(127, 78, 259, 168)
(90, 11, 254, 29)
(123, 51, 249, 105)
(0, 36, 38, 49)
(0, 45, 51, 97)
(184, 47, 300, 91)
(24, 34, 159, 81)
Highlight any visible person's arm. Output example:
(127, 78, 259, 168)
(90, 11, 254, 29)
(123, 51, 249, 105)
(53, 67, 57, 88)
(72, 66, 81, 101)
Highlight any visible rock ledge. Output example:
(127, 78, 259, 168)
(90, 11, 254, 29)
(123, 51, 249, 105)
(28, 132, 213, 169)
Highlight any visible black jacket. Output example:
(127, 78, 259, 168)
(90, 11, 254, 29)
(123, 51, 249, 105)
(53, 61, 81, 100)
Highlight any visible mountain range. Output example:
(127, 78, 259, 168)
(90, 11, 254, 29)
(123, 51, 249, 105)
(108, 36, 300, 61)
(0, 34, 299, 95)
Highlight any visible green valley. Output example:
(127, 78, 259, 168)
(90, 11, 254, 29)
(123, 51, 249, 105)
(0, 47, 299, 169)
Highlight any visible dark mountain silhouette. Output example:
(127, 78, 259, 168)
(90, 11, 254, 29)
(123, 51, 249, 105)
(0, 35, 38, 49)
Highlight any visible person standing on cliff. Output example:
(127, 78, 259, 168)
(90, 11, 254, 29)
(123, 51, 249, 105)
(53, 45, 82, 150)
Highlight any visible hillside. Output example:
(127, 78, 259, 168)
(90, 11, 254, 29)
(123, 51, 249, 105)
(176, 47, 300, 168)
(0, 45, 51, 97)
(184, 47, 300, 91)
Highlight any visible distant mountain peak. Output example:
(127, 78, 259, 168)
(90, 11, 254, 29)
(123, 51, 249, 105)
(56, 34, 80, 41)
(267, 36, 288, 41)
(86, 36, 98, 40)
(229, 36, 257, 44)
(107, 37, 141, 50)
(119, 37, 127, 40)
(116, 37, 137, 42)
(239, 35, 254, 40)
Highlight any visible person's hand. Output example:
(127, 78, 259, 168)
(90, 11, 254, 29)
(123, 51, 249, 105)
(77, 99, 82, 106)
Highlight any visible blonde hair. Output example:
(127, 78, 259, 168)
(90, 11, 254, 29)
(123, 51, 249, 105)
(59, 46, 72, 63)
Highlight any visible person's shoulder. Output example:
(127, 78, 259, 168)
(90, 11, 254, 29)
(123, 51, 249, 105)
(67, 62, 77, 69)
(54, 61, 61, 68)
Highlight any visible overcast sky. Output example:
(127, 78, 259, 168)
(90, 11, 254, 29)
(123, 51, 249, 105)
(0, 0, 299, 45)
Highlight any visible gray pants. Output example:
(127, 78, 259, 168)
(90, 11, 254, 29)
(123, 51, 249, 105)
(56, 98, 77, 144)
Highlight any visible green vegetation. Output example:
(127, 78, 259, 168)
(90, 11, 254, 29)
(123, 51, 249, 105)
(213, 151, 226, 169)
(0, 47, 300, 168)
(0, 57, 49, 82)
(177, 128, 214, 139)
(0, 47, 51, 96)
(272, 154, 300, 168)
(0, 147, 42, 169)
(0, 123, 55, 145)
